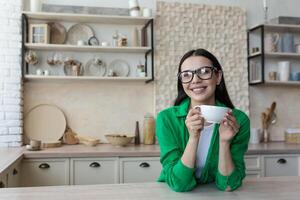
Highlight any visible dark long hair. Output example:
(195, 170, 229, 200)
(174, 48, 234, 109)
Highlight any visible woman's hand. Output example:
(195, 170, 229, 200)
(185, 108, 205, 139)
(219, 110, 240, 143)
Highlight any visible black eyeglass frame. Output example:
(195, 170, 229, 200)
(177, 66, 219, 83)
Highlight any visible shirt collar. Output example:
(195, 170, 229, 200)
(174, 98, 226, 117)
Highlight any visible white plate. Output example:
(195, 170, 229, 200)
(24, 104, 66, 144)
(84, 58, 106, 76)
(108, 59, 130, 77)
(66, 24, 94, 45)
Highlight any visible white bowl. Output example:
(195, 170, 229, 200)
(194, 105, 229, 123)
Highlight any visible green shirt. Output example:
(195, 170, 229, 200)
(156, 98, 250, 192)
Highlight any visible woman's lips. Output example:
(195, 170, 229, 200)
(190, 86, 207, 94)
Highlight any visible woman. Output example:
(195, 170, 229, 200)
(156, 48, 250, 192)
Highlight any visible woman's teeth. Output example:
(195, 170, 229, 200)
(191, 87, 206, 94)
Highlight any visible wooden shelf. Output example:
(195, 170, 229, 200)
(264, 24, 300, 32)
(264, 80, 300, 86)
(22, 11, 153, 25)
(25, 43, 151, 53)
(265, 52, 300, 58)
(24, 75, 152, 81)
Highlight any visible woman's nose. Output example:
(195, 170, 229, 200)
(191, 73, 202, 83)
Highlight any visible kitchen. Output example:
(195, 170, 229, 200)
(1, 0, 300, 199)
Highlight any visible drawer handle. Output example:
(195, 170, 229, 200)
(13, 168, 18, 175)
(89, 162, 101, 168)
(139, 162, 150, 168)
(0, 181, 5, 188)
(277, 158, 287, 164)
(39, 163, 50, 169)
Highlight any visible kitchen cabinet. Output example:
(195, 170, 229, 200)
(70, 157, 119, 185)
(263, 155, 299, 177)
(245, 155, 262, 179)
(21, 11, 154, 83)
(247, 24, 300, 85)
(20, 158, 69, 187)
(0, 173, 7, 188)
(7, 160, 21, 187)
(119, 157, 161, 183)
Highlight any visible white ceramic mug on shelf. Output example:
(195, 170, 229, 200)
(278, 61, 290, 81)
(30, 0, 41, 12)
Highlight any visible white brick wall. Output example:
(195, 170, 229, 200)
(0, 0, 23, 147)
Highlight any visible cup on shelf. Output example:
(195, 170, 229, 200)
(36, 69, 43, 75)
(101, 41, 109, 47)
(30, 0, 41, 12)
(77, 40, 85, 46)
(44, 70, 50, 76)
(142, 8, 152, 17)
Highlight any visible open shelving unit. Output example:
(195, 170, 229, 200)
(21, 11, 154, 83)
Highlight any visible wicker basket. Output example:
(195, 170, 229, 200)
(285, 129, 300, 143)
(105, 134, 135, 146)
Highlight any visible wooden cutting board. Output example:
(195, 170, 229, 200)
(24, 104, 67, 144)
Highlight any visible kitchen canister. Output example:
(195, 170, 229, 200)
(282, 32, 294, 52)
(278, 61, 290, 81)
(143, 113, 155, 145)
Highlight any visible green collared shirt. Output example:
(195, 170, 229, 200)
(156, 98, 250, 192)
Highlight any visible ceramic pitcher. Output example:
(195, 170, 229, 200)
(264, 33, 280, 52)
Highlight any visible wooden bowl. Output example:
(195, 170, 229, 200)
(105, 134, 135, 146)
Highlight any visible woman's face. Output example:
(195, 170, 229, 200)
(180, 56, 222, 106)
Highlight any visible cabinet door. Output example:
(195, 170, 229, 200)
(264, 156, 299, 177)
(21, 158, 69, 187)
(70, 158, 119, 185)
(7, 160, 21, 187)
(120, 157, 161, 183)
(0, 173, 7, 188)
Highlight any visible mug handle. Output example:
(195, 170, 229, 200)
(273, 33, 280, 45)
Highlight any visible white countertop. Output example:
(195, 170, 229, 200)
(0, 176, 300, 199)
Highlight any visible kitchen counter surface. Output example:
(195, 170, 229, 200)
(1, 176, 300, 200)
(0, 147, 23, 174)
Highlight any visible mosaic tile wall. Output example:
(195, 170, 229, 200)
(154, 1, 249, 114)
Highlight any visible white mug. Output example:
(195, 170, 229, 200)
(250, 128, 262, 144)
(44, 70, 50, 76)
(36, 69, 42, 75)
(30, 0, 41, 12)
(77, 40, 85, 46)
(142, 8, 152, 17)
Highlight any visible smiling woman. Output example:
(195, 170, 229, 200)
(156, 49, 250, 192)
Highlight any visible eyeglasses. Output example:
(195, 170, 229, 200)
(178, 66, 218, 83)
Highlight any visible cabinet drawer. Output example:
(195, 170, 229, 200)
(120, 157, 161, 183)
(21, 158, 69, 187)
(245, 170, 261, 179)
(245, 155, 260, 170)
(264, 156, 299, 177)
(70, 158, 118, 185)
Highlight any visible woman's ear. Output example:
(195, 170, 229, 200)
(217, 71, 222, 85)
